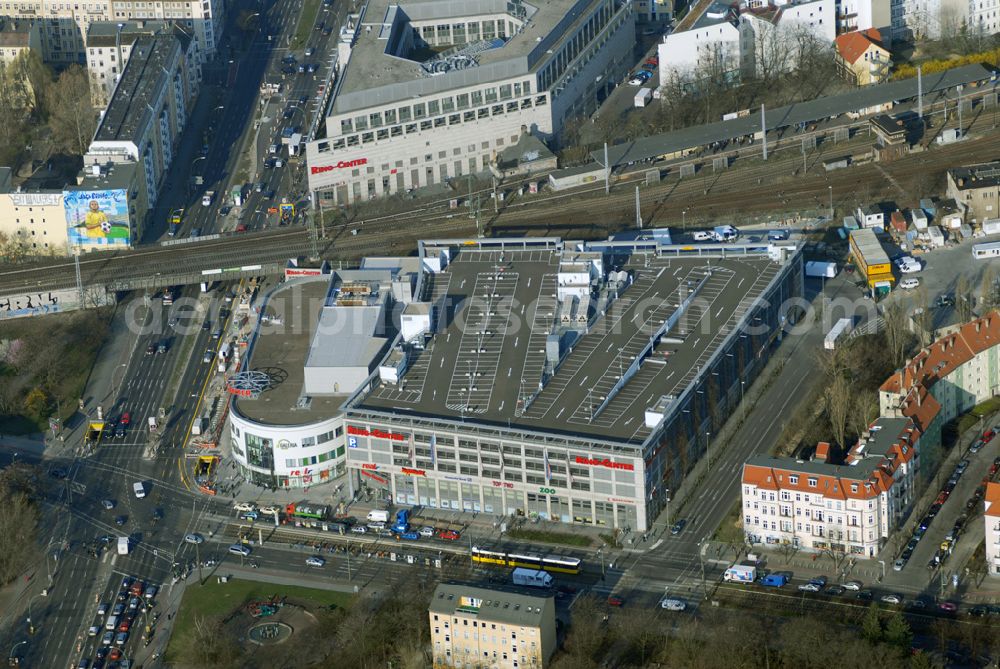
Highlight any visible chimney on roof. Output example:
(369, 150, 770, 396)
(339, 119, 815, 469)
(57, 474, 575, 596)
(916, 392, 922, 407)
(815, 441, 831, 463)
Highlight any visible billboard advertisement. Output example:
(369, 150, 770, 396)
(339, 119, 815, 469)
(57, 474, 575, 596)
(63, 188, 131, 248)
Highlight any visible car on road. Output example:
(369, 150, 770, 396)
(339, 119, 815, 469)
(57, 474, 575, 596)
(117, 619, 131, 633)
(102, 499, 115, 510)
(128, 596, 141, 611)
(881, 593, 903, 605)
(264, 190, 276, 199)
(88, 625, 100, 637)
(145, 343, 155, 355)
(419, 526, 435, 538)
(437, 529, 461, 540)
(322, 26, 332, 36)
(101, 631, 114, 646)
(606, 596, 624, 607)
(145, 585, 158, 601)
(856, 590, 874, 601)
(299, 95, 309, 105)
(184, 533, 204, 544)
(203, 350, 214, 364)
(969, 605, 989, 617)
(307, 63, 317, 73)
(350, 525, 367, 534)
(670, 519, 687, 535)
(114, 425, 126, 439)
(906, 538, 919, 551)
(97, 602, 109, 615)
(970, 438, 985, 453)
(938, 601, 958, 613)
(157, 341, 168, 354)
(983, 429, 996, 443)
(235, 223, 247, 233)
(907, 597, 930, 610)
(304, 47, 314, 57)
(254, 182, 265, 193)
(824, 585, 846, 596)
(229, 544, 252, 557)
(306, 556, 326, 567)
(956, 459, 969, 474)
(660, 598, 686, 611)
(798, 582, 822, 592)
(115, 631, 128, 646)
(220, 205, 232, 216)
(841, 580, 863, 591)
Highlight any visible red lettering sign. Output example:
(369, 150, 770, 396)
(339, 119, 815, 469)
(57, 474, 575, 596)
(347, 425, 406, 441)
(310, 158, 368, 175)
(361, 470, 388, 484)
(361, 463, 378, 470)
(491, 480, 514, 489)
(285, 268, 323, 277)
(575, 456, 635, 472)
(401, 467, 426, 477)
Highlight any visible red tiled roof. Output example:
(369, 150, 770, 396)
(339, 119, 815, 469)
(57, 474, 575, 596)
(834, 28, 884, 65)
(986, 482, 1000, 517)
(882, 312, 1000, 430)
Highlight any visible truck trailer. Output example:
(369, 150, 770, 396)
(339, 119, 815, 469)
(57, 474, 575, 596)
(824, 318, 853, 350)
(512, 568, 553, 588)
(85, 422, 104, 448)
(634, 88, 652, 108)
(804, 261, 837, 279)
(366, 510, 390, 523)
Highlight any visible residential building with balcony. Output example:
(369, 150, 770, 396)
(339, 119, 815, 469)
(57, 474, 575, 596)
(741, 417, 920, 557)
(834, 28, 890, 85)
(429, 582, 557, 669)
(986, 482, 1000, 576)
(879, 311, 1000, 474)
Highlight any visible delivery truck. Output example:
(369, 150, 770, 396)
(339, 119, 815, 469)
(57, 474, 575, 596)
(723, 564, 757, 583)
(634, 88, 652, 108)
(366, 510, 390, 523)
(117, 537, 129, 556)
(512, 568, 553, 588)
(761, 573, 788, 587)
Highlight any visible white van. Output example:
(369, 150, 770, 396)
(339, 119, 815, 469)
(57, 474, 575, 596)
(105, 615, 119, 631)
(133, 482, 145, 499)
(117, 537, 129, 555)
(692, 231, 713, 241)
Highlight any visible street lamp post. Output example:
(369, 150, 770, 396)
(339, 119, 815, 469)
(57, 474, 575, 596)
(877, 560, 885, 582)
(827, 185, 833, 219)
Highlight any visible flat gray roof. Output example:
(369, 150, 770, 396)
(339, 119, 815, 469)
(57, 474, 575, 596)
(358, 247, 780, 444)
(86, 20, 176, 48)
(429, 582, 554, 628)
(594, 63, 995, 168)
(333, 0, 601, 114)
(235, 279, 348, 426)
(94, 34, 180, 145)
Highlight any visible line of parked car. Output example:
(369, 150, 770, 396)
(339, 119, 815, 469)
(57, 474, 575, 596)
(627, 56, 658, 86)
(895, 427, 997, 572)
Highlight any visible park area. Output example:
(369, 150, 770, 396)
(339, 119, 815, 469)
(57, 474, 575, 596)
(166, 578, 353, 668)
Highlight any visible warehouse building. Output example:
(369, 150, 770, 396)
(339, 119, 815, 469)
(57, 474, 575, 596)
(306, 0, 636, 205)
(340, 236, 803, 531)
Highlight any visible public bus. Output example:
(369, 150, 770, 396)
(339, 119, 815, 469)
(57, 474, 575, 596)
(972, 241, 1000, 260)
(471, 546, 582, 574)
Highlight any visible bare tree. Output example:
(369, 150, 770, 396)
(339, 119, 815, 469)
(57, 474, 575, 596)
(849, 389, 878, 441)
(824, 372, 852, 448)
(881, 300, 910, 367)
(46, 65, 97, 156)
(980, 264, 998, 311)
(955, 274, 975, 322)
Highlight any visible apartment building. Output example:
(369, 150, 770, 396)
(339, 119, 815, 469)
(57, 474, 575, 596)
(0, 17, 40, 64)
(85, 20, 196, 106)
(946, 161, 1000, 225)
(986, 482, 1000, 577)
(879, 311, 1000, 468)
(0, 0, 221, 64)
(656, 0, 836, 85)
(429, 583, 557, 669)
(742, 417, 920, 557)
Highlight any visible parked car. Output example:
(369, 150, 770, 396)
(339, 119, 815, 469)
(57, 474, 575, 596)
(437, 529, 461, 540)
(970, 438, 985, 453)
(881, 593, 904, 605)
(419, 526, 435, 538)
(899, 277, 920, 290)
(842, 580, 863, 591)
(893, 558, 907, 571)
(607, 596, 624, 607)
(660, 598, 686, 611)
(824, 585, 846, 596)
(938, 601, 958, 613)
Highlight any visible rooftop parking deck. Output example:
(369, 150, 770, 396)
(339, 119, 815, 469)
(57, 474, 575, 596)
(359, 247, 781, 443)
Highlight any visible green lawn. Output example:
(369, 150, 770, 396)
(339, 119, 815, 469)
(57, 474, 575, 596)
(506, 528, 593, 547)
(166, 579, 353, 660)
(290, 0, 321, 50)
